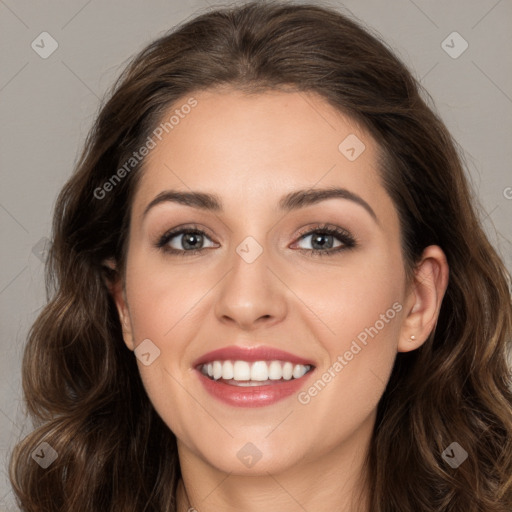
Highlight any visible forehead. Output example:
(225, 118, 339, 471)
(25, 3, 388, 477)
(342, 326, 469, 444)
(132, 89, 391, 221)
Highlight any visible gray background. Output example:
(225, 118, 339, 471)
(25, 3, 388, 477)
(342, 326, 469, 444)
(1, 0, 511, 509)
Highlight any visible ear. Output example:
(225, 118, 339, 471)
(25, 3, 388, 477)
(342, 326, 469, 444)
(397, 245, 449, 353)
(102, 257, 135, 351)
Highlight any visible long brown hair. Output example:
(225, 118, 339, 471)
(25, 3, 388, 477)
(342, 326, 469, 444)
(9, 1, 512, 510)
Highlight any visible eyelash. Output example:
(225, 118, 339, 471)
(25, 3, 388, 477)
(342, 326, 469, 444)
(155, 223, 357, 258)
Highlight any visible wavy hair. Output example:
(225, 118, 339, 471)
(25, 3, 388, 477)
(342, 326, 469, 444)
(9, 1, 512, 510)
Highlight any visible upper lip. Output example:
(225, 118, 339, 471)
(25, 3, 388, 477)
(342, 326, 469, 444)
(192, 345, 316, 368)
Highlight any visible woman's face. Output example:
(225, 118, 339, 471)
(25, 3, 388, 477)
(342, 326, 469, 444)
(114, 88, 416, 475)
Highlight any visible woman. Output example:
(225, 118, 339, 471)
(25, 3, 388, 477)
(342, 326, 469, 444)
(9, 1, 512, 511)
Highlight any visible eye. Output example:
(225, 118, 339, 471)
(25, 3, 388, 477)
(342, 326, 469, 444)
(292, 223, 356, 257)
(156, 224, 217, 256)
(155, 222, 357, 257)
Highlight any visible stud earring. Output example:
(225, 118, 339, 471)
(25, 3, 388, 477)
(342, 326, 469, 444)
(410, 335, 416, 342)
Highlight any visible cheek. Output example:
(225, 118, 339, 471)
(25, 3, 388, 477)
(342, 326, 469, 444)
(123, 251, 204, 343)
(297, 248, 404, 345)
(291, 288, 402, 455)
(296, 250, 404, 405)
(122, 254, 202, 441)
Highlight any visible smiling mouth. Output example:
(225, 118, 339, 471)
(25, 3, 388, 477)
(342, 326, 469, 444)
(198, 360, 314, 386)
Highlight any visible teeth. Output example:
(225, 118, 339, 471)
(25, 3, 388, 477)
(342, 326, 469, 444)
(213, 361, 223, 380)
(222, 360, 234, 380)
(250, 361, 269, 381)
(201, 360, 312, 382)
(268, 361, 282, 380)
(282, 362, 293, 380)
(233, 361, 251, 380)
(293, 364, 307, 379)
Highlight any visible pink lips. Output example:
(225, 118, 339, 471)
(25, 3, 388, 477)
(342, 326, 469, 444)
(193, 345, 316, 408)
(192, 345, 315, 367)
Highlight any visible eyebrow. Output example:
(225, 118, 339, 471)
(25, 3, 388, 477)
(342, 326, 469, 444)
(142, 186, 378, 223)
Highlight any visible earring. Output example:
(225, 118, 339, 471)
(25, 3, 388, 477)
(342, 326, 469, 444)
(410, 335, 416, 342)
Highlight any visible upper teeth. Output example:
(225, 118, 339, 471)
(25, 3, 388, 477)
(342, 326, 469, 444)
(200, 360, 312, 381)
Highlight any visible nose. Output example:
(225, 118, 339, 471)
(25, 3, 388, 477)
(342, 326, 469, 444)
(214, 240, 288, 331)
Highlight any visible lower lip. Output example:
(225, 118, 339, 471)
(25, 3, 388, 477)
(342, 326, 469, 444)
(196, 370, 315, 407)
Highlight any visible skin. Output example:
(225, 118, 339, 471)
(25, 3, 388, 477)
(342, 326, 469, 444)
(107, 88, 449, 512)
